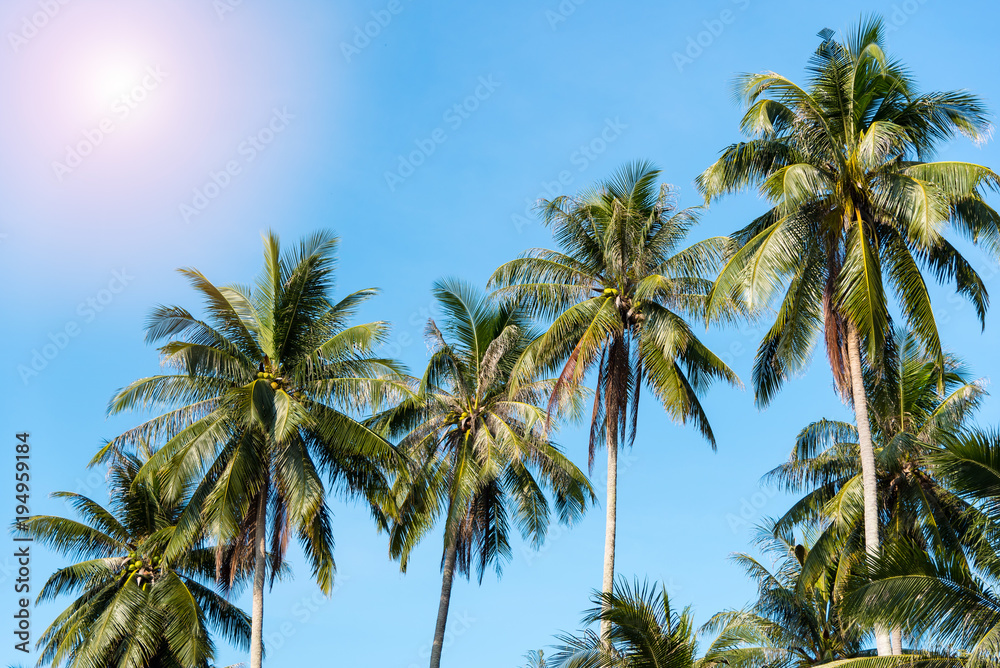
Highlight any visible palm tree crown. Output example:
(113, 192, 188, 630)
(698, 16, 999, 402)
(18, 445, 252, 668)
(554, 578, 702, 668)
(372, 279, 593, 668)
(490, 161, 740, 637)
(769, 330, 986, 587)
(703, 522, 867, 668)
(100, 231, 405, 667)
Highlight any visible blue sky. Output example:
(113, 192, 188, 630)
(4, 0, 1000, 665)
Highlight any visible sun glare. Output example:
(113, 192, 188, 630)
(89, 59, 146, 109)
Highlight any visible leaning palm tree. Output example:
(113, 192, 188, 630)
(702, 521, 868, 668)
(490, 161, 739, 637)
(845, 430, 1000, 665)
(16, 444, 252, 668)
(697, 16, 1000, 653)
(98, 231, 405, 668)
(371, 279, 593, 668)
(552, 578, 701, 668)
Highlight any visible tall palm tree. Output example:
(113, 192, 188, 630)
(98, 231, 405, 668)
(845, 430, 1000, 664)
(490, 161, 740, 637)
(371, 279, 593, 668)
(17, 445, 252, 668)
(768, 329, 985, 633)
(697, 16, 1000, 653)
(702, 521, 868, 668)
(552, 578, 701, 668)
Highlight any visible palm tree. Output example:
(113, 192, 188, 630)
(522, 650, 548, 668)
(845, 430, 1000, 664)
(702, 521, 868, 668)
(98, 231, 405, 668)
(696, 16, 1000, 653)
(767, 329, 985, 651)
(16, 445, 252, 668)
(490, 161, 740, 637)
(552, 578, 701, 668)
(371, 279, 593, 668)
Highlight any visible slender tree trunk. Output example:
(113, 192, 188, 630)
(250, 489, 268, 668)
(890, 629, 902, 655)
(600, 428, 618, 641)
(846, 325, 891, 656)
(429, 540, 459, 668)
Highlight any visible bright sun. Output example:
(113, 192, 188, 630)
(86, 56, 148, 110)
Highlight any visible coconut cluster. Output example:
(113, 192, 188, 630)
(256, 371, 281, 390)
(125, 550, 163, 590)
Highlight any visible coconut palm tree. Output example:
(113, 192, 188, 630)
(370, 279, 593, 668)
(845, 430, 1000, 664)
(16, 444, 252, 668)
(490, 161, 740, 638)
(552, 578, 701, 668)
(768, 329, 985, 629)
(522, 650, 548, 668)
(702, 521, 868, 668)
(97, 231, 405, 668)
(697, 16, 1000, 653)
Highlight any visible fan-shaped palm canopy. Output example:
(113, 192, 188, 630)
(17, 445, 251, 668)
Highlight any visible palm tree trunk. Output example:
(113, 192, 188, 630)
(846, 325, 891, 656)
(890, 629, 902, 654)
(429, 539, 459, 668)
(250, 489, 268, 668)
(600, 427, 618, 641)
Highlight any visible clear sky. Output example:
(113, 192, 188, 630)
(3, 0, 1000, 666)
